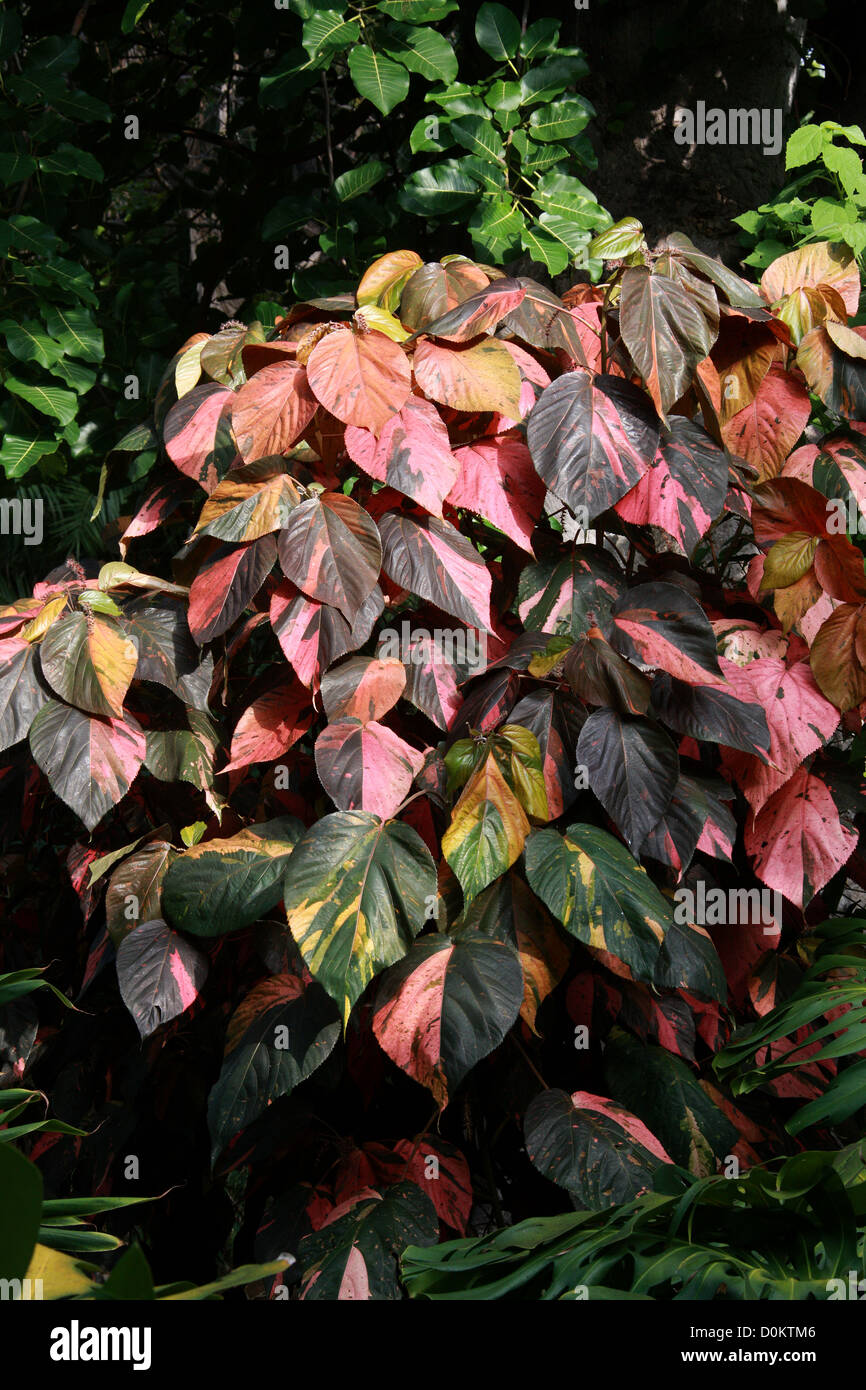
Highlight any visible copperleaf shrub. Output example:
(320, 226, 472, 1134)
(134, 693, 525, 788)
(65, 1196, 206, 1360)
(3, 230, 866, 1299)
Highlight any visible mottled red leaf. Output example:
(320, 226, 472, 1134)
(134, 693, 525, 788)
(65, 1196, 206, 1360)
(223, 675, 315, 772)
(344, 394, 458, 516)
(315, 718, 423, 819)
(744, 767, 857, 909)
(188, 535, 276, 644)
(231, 361, 318, 462)
(277, 492, 382, 623)
(447, 436, 545, 553)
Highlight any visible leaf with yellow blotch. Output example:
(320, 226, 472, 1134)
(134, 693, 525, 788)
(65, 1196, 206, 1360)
(525, 824, 725, 998)
(356, 249, 423, 312)
(412, 337, 522, 417)
(40, 612, 138, 718)
(162, 817, 304, 937)
(193, 458, 303, 543)
(282, 811, 436, 1027)
(21, 594, 68, 642)
(442, 751, 530, 905)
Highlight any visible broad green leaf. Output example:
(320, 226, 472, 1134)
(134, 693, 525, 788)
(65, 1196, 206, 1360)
(348, 46, 410, 115)
(529, 99, 594, 143)
(519, 55, 589, 105)
(520, 17, 559, 60)
(375, 0, 458, 17)
(520, 223, 570, 275)
(334, 160, 389, 202)
(38, 144, 103, 182)
(785, 124, 823, 169)
(450, 115, 506, 163)
(468, 199, 525, 257)
(162, 819, 304, 937)
(283, 811, 436, 1026)
(409, 115, 451, 153)
(0, 319, 61, 368)
(475, 2, 520, 60)
(0, 152, 36, 184)
(0, 434, 55, 478)
(302, 10, 360, 58)
(5, 378, 77, 425)
(42, 306, 103, 362)
(588, 216, 644, 260)
(398, 160, 478, 215)
(48, 358, 97, 393)
(484, 79, 523, 112)
(383, 25, 458, 84)
(121, 0, 155, 33)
